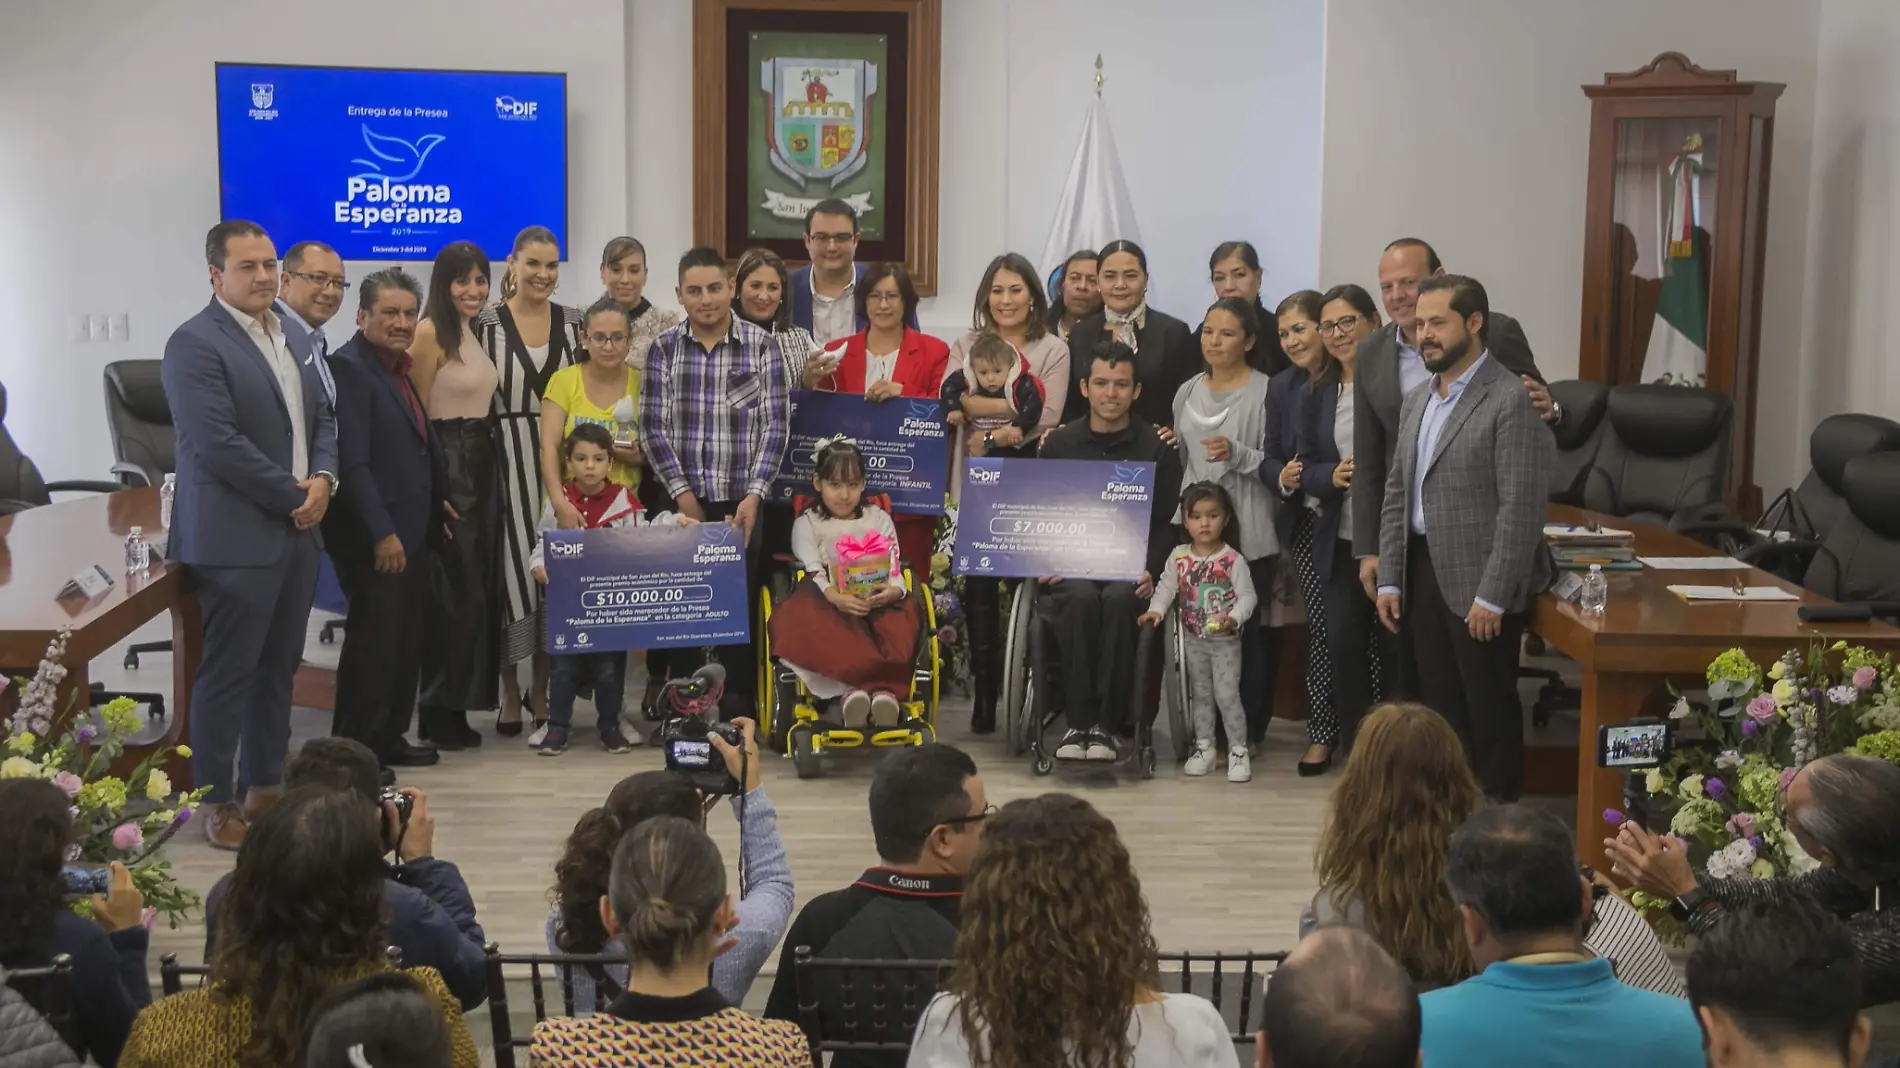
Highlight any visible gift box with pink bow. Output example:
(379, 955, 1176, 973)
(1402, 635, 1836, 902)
(834, 529, 895, 599)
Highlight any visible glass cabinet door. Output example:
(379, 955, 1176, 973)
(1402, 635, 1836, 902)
(1607, 117, 1720, 386)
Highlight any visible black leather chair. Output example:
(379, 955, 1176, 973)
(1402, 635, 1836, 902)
(1581, 384, 1733, 530)
(102, 360, 173, 488)
(1547, 380, 1612, 506)
(1761, 413, 1900, 542)
(1777, 452, 1900, 618)
(102, 361, 177, 670)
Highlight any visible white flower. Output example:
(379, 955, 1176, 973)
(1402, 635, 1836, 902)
(1705, 838, 1757, 881)
(145, 770, 172, 802)
(1645, 768, 1668, 794)
(1669, 696, 1691, 720)
(1749, 858, 1776, 879)
(1679, 774, 1705, 800)
(0, 756, 40, 779)
(1715, 750, 1744, 770)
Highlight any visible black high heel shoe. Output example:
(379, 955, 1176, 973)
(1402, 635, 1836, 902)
(495, 707, 524, 738)
(1297, 747, 1334, 777)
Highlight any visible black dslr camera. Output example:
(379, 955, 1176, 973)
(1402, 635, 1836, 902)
(648, 664, 744, 796)
(379, 786, 413, 852)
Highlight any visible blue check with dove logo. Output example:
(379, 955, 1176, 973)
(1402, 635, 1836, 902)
(771, 390, 950, 514)
(952, 458, 1156, 581)
(543, 522, 750, 652)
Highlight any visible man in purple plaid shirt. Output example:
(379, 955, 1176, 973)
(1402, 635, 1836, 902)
(640, 246, 791, 707)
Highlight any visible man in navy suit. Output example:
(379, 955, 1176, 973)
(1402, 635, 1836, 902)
(789, 197, 917, 348)
(163, 220, 339, 850)
(323, 268, 447, 769)
(273, 240, 346, 406)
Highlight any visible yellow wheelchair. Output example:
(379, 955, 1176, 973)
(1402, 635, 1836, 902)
(756, 516, 941, 780)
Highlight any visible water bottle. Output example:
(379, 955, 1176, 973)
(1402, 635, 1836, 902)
(1580, 563, 1608, 615)
(159, 473, 176, 530)
(125, 526, 150, 575)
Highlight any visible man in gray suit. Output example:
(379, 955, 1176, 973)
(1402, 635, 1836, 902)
(164, 220, 339, 849)
(1375, 275, 1552, 800)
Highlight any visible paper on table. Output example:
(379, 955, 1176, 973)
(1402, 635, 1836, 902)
(1545, 524, 1635, 538)
(1638, 556, 1749, 570)
(1666, 585, 1800, 602)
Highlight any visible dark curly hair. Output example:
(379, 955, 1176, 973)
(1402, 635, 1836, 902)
(0, 779, 71, 959)
(942, 793, 1158, 1068)
(209, 786, 390, 1068)
(550, 772, 703, 953)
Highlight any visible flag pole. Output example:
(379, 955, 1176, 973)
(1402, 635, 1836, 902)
(1094, 54, 1103, 96)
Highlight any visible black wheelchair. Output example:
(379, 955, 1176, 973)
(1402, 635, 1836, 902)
(997, 578, 1191, 777)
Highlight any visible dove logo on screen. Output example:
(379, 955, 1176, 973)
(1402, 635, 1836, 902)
(336, 125, 463, 228)
(495, 96, 539, 121)
(1101, 464, 1152, 504)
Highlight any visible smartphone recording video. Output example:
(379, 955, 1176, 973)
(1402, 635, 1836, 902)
(1597, 721, 1669, 769)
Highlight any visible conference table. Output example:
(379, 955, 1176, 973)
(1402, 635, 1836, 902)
(1531, 504, 1900, 871)
(0, 486, 196, 785)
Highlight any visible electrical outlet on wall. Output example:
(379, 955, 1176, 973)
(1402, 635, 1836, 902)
(73, 314, 92, 342)
(107, 314, 129, 342)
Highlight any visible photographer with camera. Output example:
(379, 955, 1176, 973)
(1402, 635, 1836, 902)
(1606, 753, 1900, 1008)
(202, 738, 488, 1010)
(0, 779, 152, 1067)
(549, 700, 793, 1009)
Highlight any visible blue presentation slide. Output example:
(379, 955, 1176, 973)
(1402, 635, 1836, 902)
(215, 63, 566, 261)
(771, 390, 950, 515)
(952, 458, 1156, 582)
(543, 522, 751, 653)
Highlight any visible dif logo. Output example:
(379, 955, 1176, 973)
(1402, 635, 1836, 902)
(495, 96, 539, 121)
(967, 467, 1002, 486)
(549, 538, 584, 558)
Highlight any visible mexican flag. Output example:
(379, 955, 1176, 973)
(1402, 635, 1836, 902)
(1641, 148, 1708, 386)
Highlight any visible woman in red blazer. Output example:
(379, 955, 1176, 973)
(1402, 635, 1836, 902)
(813, 262, 949, 568)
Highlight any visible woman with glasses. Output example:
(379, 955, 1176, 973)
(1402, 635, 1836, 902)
(540, 299, 647, 518)
(477, 225, 585, 738)
(811, 261, 949, 569)
(406, 241, 503, 750)
(1206, 240, 1290, 376)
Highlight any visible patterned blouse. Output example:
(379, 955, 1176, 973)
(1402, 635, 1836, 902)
(118, 965, 477, 1068)
(1692, 867, 1898, 1006)
(530, 988, 808, 1068)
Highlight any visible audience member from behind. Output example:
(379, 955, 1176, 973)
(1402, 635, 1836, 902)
(1608, 753, 1900, 1007)
(0, 779, 152, 1067)
(299, 972, 453, 1068)
(121, 788, 476, 1068)
(764, 744, 986, 1064)
(200, 738, 487, 1010)
(1258, 926, 1419, 1068)
(1419, 805, 1701, 1068)
(532, 817, 808, 1068)
(550, 720, 793, 1009)
(1687, 897, 1871, 1068)
(909, 793, 1239, 1068)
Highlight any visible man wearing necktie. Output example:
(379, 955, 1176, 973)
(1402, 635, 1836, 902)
(1374, 275, 1553, 801)
(323, 268, 450, 769)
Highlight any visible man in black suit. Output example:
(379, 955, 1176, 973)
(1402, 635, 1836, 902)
(1350, 237, 1560, 612)
(324, 268, 448, 768)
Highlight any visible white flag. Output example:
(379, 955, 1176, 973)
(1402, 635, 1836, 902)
(1039, 95, 1140, 290)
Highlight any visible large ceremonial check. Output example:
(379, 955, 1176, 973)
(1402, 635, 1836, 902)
(951, 458, 1155, 582)
(770, 390, 949, 515)
(542, 523, 750, 653)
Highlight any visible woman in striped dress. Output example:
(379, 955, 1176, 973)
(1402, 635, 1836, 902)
(477, 225, 585, 734)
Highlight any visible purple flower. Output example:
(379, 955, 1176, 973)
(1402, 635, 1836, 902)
(74, 724, 96, 744)
(171, 807, 193, 827)
(50, 771, 81, 799)
(1602, 809, 1626, 827)
(1853, 665, 1878, 690)
(1780, 766, 1800, 792)
(1742, 718, 1759, 738)
(110, 823, 143, 851)
(1748, 835, 1764, 852)
(937, 626, 959, 646)
(933, 592, 961, 622)
(1705, 778, 1728, 802)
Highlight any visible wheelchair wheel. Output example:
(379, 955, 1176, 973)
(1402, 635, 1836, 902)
(756, 584, 775, 731)
(790, 724, 822, 779)
(1033, 752, 1054, 776)
(1140, 746, 1157, 779)
(1001, 582, 1034, 756)
(1162, 617, 1192, 762)
(768, 668, 801, 753)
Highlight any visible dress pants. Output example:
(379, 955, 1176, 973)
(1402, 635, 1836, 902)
(1047, 578, 1141, 733)
(186, 532, 320, 805)
(1405, 536, 1526, 800)
(664, 499, 762, 714)
(1237, 555, 1280, 745)
(332, 541, 432, 761)
(1319, 538, 1382, 751)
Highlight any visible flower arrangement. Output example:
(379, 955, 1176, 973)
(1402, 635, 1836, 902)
(1, 627, 210, 926)
(1605, 639, 1900, 941)
(930, 500, 969, 692)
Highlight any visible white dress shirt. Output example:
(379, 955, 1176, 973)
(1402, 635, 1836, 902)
(863, 346, 900, 394)
(809, 269, 857, 347)
(1397, 326, 1430, 397)
(218, 297, 307, 479)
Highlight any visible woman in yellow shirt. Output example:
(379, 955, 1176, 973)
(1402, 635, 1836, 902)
(539, 297, 644, 530)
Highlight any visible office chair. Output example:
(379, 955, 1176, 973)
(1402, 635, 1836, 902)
(1770, 452, 1900, 616)
(1759, 413, 1900, 543)
(0, 381, 167, 716)
(1524, 380, 1611, 717)
(102, 361, 178, 671)
(1580, 384, 1733, 537)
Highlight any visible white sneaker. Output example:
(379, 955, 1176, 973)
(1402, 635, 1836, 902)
(527, 723, 549, 748)
(869, 692, 902, 726)
(842, 690, 872, 727)
(1228, 747, 1253, 783)
(1055, 731, 1087, 760)
(1183, 741, 1217, 777)
(1085, 740, 1118, 761)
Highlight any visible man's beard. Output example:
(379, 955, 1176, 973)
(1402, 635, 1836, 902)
(1422, 334, 1470, 375)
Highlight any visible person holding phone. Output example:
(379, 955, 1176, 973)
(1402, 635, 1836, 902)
(0, 779, 152, 1068)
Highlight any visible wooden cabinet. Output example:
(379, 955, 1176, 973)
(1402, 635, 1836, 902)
(1577, 53, 1783, 514)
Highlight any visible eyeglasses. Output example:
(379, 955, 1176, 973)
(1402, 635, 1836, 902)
(807, 232, 857, 247)
(587, 332, 631, 347)
(865, 291, 905, 305)
(1318, 315, 1361, 336)
(287, 271, 351, 292)
(941, 803, 999, 829)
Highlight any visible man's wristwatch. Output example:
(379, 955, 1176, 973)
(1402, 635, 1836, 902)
(1668, 885, 1713, 922)
(983, 431, 995, 451)
(1549, 400, 1565, 425)
(316, 470, 340, 495)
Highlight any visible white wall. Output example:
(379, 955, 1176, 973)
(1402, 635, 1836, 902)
(0, 0, 627, 482)
(1796, 0, 1900, 445)
(1317, 0, 1820, 494)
